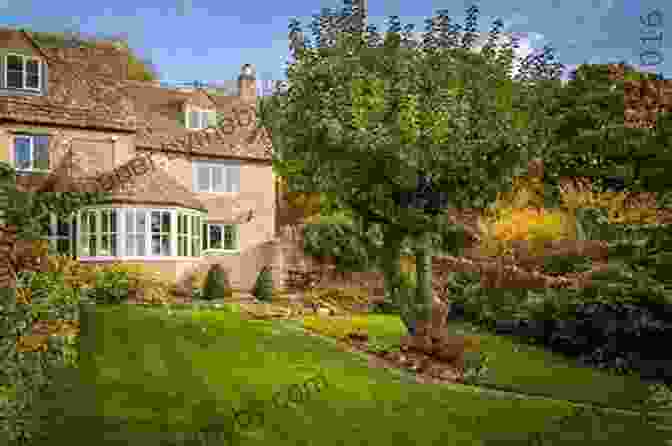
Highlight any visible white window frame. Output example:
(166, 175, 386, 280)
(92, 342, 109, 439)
(193, 161, 240, 193)
(76, 207, 206, 260)
(186, 105, 216, 130)
(5, 53, 41, 91)
(202, 223, 239, 253)
(12, 134, 50, 173)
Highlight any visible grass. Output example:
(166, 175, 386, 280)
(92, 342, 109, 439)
(332, 314, 654, 411)
(29, 304, 667, 446)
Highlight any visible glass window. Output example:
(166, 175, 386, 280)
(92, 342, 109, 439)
(150, 210, 171, 256)
(226, 166, 240, 193)
(125, 209, 147, 256)
(25, 59, 40, 89)
(197, 166, 210, 192)
(193, 162, 240, 193)
(6, 55, 23, 89)
(99, 210, 118, 256)
(13, 134, 49, 172)
(13, 136, 31, 171)
(5, 54, 40, 90)
(204, 224, 238, 251)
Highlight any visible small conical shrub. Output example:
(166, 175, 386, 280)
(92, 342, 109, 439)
(202, 264, 232, 300)
(253, 266, 274, 302)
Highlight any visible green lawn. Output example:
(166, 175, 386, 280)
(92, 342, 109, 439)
(29, 304, 667, 446)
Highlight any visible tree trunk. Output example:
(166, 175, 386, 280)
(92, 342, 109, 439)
(412, 232, 433, 334)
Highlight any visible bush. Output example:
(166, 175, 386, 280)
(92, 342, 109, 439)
(301, 314, 370, 340)
(252, 266, 274, 302)
(86, 269, 131, 304)
(202, 264, 232, 300)
(477, 206, 576, 258)
(304, 286, 371, 313)
(540, 254, 593, 276)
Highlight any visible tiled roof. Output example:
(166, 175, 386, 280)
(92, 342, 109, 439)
(127, 83, 272, 161)
(100, 165, 207, 211)
(0, 30, 138, 132)
(0, 28, 272, 161)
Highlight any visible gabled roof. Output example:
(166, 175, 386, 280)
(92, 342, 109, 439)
(0, 27, 272, 161)
(0, 28, 138, 132)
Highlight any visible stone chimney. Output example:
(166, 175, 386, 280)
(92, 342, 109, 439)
(238, 63, 256, 102)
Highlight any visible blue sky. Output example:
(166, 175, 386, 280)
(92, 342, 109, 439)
(0, 0, 663, 95)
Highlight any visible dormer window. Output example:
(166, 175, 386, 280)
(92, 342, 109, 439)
(186, 106, 216, 130)
(5, 54, 41, 91)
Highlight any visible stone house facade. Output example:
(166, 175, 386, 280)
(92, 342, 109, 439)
(0, 28, 286, 292)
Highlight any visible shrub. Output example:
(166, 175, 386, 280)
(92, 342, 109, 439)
(301, 314, 370, 340)
(86, 269, 131, 304)
(477, 206, 576, 258)
(304, 286, 371, 313)
(540, 254, 593, 276)
(252, 266, 274, 302)
(202, 264, 232, 300)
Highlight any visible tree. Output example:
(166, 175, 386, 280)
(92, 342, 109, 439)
(279, 3, 567, 338)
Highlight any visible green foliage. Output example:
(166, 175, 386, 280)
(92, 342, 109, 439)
(0, 160, 112, 444)
(540, 254, 593, 277)
(202, 264, 232, 301)
(303, 287, 371, 313)
(87, 269, 131, 305)
(302, 219, 377, 273)
(283, 6, 567, 335)
(252, 266, 274, 302)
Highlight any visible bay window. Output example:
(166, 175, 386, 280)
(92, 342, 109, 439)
(76, 207, 205, 258)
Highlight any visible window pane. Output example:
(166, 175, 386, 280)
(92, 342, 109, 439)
(202, 223, 207, 250)
(192, 238, 200, 257)
(111, 235, 117, 256)
(126, 235, 135, 256)
(101, 211, 109, 233)
(33, 136, 49, 170)
(110, 210, 117, 232)
(197, 166, 210, 192)
(161, 212, 170, 233)
(7, 55, 22, 89)
(14, 137, 31, 170)
(88, 237, 96, 256)
(177, 214, 183, 234)
(224, 225, 236, 250)
(126, 210, 134, 233)
(151, 235, 161, 255)
(26, 60, 39, 88)
(136, 211, 146, 232)
(7, 71, 22, 89)
(101, 235, 109, 255)
(151, 212, 160, 233)
(137, 235, 146, 256)
(209, 225, 222, 249)
(56, 217, 70, 237)
(227, 166, 240, 193)
(89, 212, 96, 233)
(207, 111, 217, 128)
(7, 55, 21, 71)
(189, 111, 200, 129)
(161, 236, 170, 256)
(212, 167, 224, 192)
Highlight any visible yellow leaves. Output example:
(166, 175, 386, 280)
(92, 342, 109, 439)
(558, 182, 660, 226)
(478, 206, 576, 258)
(16, 287, 31, 305)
